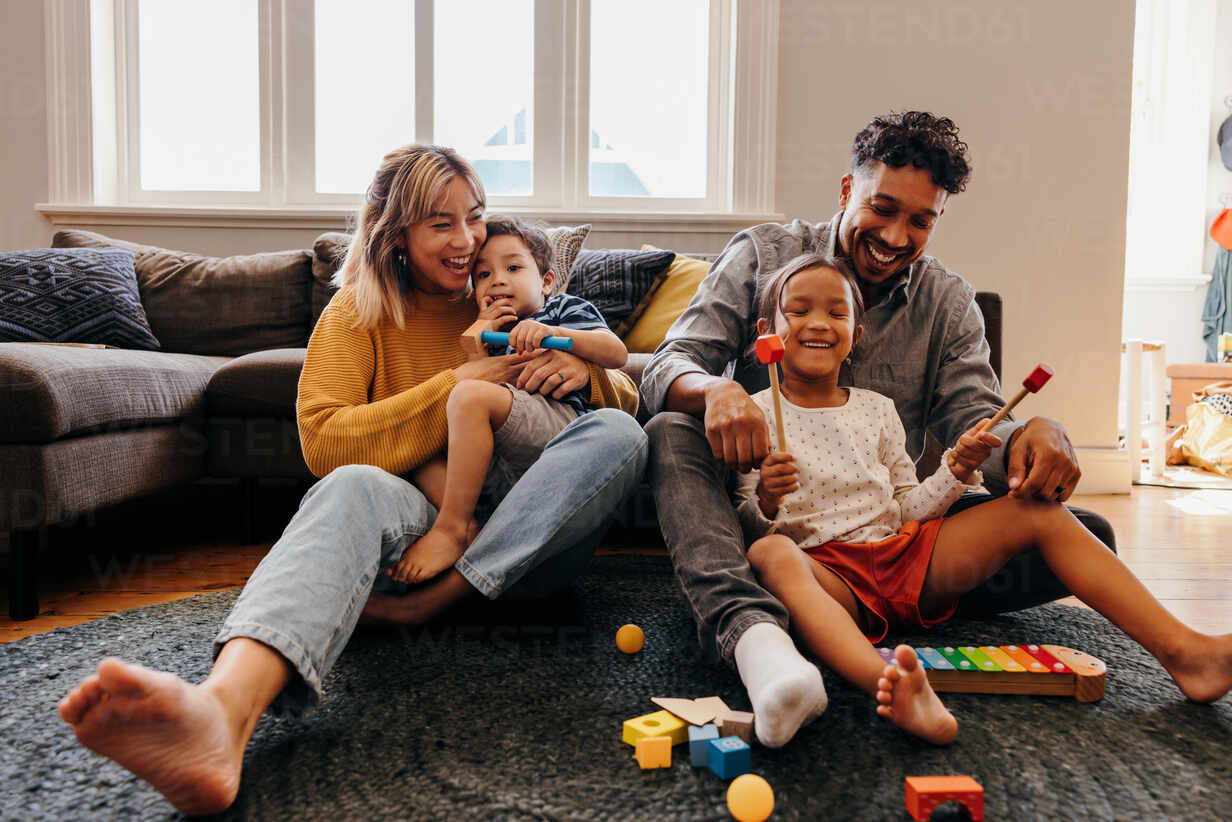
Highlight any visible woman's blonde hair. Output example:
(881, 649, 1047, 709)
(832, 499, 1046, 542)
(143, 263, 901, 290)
(334, 144, 486, 329)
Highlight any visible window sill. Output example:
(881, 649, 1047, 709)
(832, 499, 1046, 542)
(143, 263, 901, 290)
(36, 203, 784, 235)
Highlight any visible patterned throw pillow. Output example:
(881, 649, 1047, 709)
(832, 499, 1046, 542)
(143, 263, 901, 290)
(545, 223, 591, 295)
(0, 248, 160, 350)
(565, 248, 676, 330)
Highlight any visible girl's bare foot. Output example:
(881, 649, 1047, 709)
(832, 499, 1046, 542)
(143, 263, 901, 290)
(361, 569, 476, 626)
(875, 645, 958, 745)
(1157, 633, 1232, 703)
(58, 658, 243, 816)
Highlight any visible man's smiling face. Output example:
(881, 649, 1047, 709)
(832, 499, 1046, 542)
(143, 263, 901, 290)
(836, 161, 948, 285)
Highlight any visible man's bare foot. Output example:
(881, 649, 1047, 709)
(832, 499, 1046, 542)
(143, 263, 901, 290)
(58, 658, 243, 816)
(360, 569, 477, 626)
(875, 645, 958, 745)
(1157, 632, 1232, 703)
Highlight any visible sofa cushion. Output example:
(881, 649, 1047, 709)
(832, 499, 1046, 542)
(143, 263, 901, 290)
(565, 249, 675, 331)
(0, 342, 228, 443)
(206, 347, 307, 418)
(621, 247, 712, 353)
(0, 248, 161, 350)
(52, 229, 314, 357)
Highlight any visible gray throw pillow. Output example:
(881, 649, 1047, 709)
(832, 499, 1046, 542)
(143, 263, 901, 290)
(52, 229, 313, 357)
(565, 248, 676, 330)
(0, 247, 160, 350)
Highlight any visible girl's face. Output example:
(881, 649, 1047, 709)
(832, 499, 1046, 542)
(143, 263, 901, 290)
(759, 265, 863, 381)
(401, 175, 486, 295)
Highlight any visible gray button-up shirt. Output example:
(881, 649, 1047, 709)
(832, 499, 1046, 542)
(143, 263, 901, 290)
(641, 213, 1023, 493)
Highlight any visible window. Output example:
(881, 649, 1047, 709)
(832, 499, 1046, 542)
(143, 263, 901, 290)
(48, 0, 778, 217)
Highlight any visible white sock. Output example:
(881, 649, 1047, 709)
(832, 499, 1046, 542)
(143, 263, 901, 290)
(733, 621, 828, 748)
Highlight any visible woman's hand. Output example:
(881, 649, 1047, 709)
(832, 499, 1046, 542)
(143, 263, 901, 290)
(756, 451, 798, 519)
(515, 349, 590, 399)
(453, 351, 538, 384)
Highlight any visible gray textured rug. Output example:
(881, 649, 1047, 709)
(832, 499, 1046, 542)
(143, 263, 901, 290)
(2, 554, 1229, 821)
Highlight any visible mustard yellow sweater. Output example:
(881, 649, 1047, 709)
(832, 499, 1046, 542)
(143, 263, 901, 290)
(296, 286, 639, 478)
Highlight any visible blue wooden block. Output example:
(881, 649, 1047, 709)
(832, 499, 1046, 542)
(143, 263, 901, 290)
(707, 736, 751, 779)
(688, 723, 719, 767)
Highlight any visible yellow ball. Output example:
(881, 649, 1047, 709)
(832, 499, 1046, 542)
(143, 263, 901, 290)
(727, 774, 774, 822)
(615, 623, 644, 654)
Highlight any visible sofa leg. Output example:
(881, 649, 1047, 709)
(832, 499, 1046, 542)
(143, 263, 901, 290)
(8, 527, 44, 621)
(241, 477, 257, 544)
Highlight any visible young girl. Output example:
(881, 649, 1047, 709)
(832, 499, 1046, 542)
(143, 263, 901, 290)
(55, 145, 647, 815)
(736, 252, 1232, 744)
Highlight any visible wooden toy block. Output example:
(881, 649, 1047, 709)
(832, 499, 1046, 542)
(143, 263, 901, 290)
(904, 775, 984, 821)
(460, 319, 495, 356)
(692, 696, 730, 718)
(622, 710, 688, 747)
(634, 736, 672, 769)
(688, 724, 720, 767)
(707, 736, 751, 780)
(754, 333, 788, 450)
(877, 644, 1106, 701)
(651, 697, 717, 726)
(988, 362, 1054, 426)
(717, 710, 755, 744)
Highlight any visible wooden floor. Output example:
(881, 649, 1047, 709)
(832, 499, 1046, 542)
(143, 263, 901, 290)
(2, 482, 1230, 642)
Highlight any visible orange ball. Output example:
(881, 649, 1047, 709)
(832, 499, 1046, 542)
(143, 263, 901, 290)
(615, 623, 644, 654)
(727, 774, 774, 822)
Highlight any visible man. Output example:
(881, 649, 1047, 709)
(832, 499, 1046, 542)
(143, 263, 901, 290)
(640, 111, 1115, 748)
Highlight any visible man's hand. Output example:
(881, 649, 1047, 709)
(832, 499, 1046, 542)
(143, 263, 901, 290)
(1006, 416, 1081, 501)
(946, 418, 1002, 483)
(506, 319, 559, 354)
(756, 451, 798, 519)
(703, 380, 770, 473)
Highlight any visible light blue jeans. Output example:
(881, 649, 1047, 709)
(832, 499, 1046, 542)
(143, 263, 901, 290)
(214, 408, 647, 714)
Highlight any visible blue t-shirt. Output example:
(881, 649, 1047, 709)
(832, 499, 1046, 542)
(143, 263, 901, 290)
(489, 293, 610, 415)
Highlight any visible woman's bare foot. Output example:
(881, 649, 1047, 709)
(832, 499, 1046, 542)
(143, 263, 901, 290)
(875, 645, 958, 745)
(1157, 632, 1232, 703)
(58, 658, 244, 816)
(360, 569, 477, 626)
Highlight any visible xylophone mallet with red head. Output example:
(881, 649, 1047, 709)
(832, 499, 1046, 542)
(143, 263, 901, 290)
(987, 363, 1054, 428)
(755, 334, 788, 452)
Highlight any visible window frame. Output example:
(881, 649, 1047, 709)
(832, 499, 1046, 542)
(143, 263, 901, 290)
(43, 0, 779, 220)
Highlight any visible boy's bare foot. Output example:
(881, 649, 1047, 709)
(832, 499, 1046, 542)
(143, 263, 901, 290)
(395, 524, 469, 583)
(1158, 633, 1232, 703)
(58, 658, 243, 816)
(875, 645, 958, 745)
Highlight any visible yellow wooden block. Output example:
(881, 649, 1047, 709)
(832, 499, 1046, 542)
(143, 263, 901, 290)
(634, 736, 672, 769)
(622, 710, 688, 747)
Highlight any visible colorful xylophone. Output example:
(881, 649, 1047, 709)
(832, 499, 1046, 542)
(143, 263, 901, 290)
(875, 644, 1106, 702)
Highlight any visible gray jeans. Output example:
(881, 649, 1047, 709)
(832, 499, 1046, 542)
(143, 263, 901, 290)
(215, 408, 648, 715)
(645, 411, 1118, 663)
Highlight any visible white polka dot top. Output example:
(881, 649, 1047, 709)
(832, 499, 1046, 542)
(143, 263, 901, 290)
(735, 387, 968, 548)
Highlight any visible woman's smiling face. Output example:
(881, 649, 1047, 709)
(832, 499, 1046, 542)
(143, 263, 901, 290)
(401, 175, 486, 295)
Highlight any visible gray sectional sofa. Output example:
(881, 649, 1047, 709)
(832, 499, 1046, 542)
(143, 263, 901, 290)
(1, 229, 1001, 621)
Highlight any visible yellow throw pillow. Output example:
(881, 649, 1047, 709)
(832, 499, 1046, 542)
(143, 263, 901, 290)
(622, 245, 711, 353)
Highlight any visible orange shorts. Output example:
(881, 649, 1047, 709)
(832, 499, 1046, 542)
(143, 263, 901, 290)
(802, 519, 957, 644)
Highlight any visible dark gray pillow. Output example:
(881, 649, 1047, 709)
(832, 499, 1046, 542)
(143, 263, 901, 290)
(566, 249, 675, 330)
(0, 247, 160, 350)
(52, 229, 312, 357)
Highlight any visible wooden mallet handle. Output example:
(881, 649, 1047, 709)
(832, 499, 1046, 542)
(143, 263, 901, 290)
(755, 334, 788, 451)
(988, 363, 1054, 427)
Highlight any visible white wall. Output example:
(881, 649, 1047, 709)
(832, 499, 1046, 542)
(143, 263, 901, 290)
(776, 0, 1134, 451)
(3, 1, 1137, 453)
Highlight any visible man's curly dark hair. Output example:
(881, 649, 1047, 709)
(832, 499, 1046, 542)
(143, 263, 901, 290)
(850, 111, 971, 195)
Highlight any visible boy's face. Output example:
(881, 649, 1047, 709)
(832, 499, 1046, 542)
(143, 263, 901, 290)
(472, 234, 554, 318)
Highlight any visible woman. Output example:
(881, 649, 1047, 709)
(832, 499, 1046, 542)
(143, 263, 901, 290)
(55, 145, 648, 815)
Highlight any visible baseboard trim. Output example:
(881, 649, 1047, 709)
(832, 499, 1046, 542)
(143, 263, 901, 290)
(1074, 447, 1132, 494)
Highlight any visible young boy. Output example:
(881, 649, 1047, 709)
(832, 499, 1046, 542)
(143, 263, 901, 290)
(389, 215, 628, 584)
